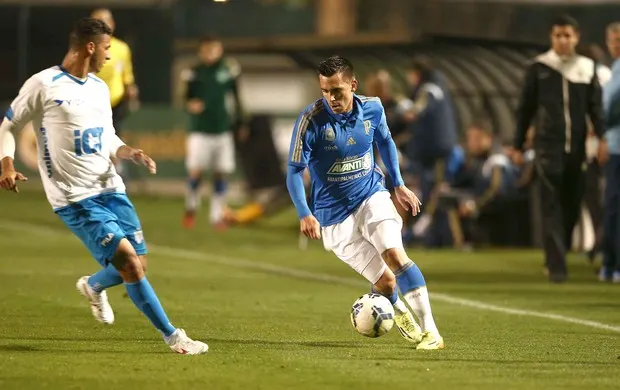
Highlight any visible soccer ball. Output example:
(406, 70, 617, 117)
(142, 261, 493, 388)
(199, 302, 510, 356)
(350, 293, 395, 338)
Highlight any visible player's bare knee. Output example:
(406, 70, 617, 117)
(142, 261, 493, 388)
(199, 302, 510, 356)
(382, 248, 408, 270)
(139, 255, 148, 274)
(374, 268, 396, 295)
(112, 239, 144, 282)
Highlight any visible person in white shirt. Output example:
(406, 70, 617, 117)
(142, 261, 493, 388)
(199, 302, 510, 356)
(0, 17, 208, 355)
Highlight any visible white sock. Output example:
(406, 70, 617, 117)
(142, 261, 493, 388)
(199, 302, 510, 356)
(393, 298, 408, 314)
(210, 194, 224, 223)
(185, 189, 201, 212)
(403, 287, 439, 336)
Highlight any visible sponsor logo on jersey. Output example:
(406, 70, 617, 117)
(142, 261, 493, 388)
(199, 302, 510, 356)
(328, 152, 371, 175)
(346, 136, 356, 145)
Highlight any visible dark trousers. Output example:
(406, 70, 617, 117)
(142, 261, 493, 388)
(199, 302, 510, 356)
(535, 154, 585, 277)
(603, 155, 620, 274)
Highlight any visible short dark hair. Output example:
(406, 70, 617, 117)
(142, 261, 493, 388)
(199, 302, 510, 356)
(200, 35, 221, 45)
(69, 18, 112, 48)
(317, 56, 354, 79)
(408, 56, 434, 83)
(550, 14, 580, 32)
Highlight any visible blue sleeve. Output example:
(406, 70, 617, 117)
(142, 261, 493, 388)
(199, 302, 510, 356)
(286, 110, 315, 219)
(374, 108, 404, 187)
(286, 165, 312, 219)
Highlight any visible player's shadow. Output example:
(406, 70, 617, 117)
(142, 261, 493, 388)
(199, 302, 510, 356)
(208, 337, 362, 349)
(0, 344, 40, 352)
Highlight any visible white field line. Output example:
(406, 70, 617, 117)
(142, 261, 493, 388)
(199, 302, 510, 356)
(2, 221, 620, 334)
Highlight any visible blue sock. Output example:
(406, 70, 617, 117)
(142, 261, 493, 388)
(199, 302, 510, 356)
(88, 264, 123, 293)
(125, 277, 176, 337)
(395, 261, 426, 294)
(188, 177, 201, 192)
(371, 285, 399, 305)
(214, 179, 227, 195)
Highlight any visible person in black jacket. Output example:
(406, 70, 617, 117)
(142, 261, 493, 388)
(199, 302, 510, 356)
(512, 15, 606, 283)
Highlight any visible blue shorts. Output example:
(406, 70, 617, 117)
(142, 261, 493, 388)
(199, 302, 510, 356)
(55, 192, 148, 266)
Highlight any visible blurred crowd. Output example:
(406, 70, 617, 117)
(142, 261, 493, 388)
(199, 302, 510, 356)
(364, 44, 613, 255)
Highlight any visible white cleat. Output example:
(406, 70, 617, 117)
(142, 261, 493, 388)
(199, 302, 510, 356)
(76, 276, 115, 325)
(164, 328, 209, 355)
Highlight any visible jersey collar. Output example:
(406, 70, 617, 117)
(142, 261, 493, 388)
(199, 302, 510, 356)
(322, 95, 363, 125)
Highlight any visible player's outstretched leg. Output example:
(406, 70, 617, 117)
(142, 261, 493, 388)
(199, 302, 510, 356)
(76, 263, 122, 324)
(372, 269, 423, 344)
(183, 172, 202, 229)
(112, 239, 208, 355)
(385, 248, 444, 350)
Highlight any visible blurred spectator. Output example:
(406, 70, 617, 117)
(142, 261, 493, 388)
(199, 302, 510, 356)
(512, 15, 605, 283)
(402, 57, 458, 246)
(364, 69, 413, 230)
(601, 22, 620, 282)
(457, 122, 517, 244)
(181, 35, 247, 230)
(579, 44, 612, 261)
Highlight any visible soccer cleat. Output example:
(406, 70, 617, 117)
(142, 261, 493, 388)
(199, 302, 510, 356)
(76, 276, 115, 325)
(416, 331, 445, 350)
(393, 309, 423, 344)
(164, 328, 209, 355)
(182, 211, 196, 229)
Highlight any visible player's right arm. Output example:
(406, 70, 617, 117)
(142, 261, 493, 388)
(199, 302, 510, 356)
(286, 109, 320, 239)
(513, 63, 538, 162)
(182, 67, 204, 115)
(0, 76, 42, 192)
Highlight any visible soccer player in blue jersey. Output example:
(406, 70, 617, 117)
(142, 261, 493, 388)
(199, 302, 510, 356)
(286, 56, 444, 349)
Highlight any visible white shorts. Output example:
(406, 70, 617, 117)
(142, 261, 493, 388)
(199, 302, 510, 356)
(185, 132, 235, 174)
(321, 191, 404, 284)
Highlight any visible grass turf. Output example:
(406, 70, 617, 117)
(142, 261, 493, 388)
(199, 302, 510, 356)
(0, 191, 619, 389)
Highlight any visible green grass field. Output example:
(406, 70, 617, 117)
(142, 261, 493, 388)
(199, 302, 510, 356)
(1, 191, 619, 390)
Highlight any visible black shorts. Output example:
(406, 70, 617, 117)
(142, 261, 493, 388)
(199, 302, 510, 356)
(111, 98, 129, 137)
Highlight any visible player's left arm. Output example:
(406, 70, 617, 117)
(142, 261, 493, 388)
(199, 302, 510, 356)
(373, 108, 404, 187)
(588, 63, 605, 139)
(373, 107, 421, 215)
(104, 102, 155, 174)
(227, 59, 249, 139)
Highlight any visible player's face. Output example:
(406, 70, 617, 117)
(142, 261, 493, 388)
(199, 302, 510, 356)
(199, 42, 223, 65)
(551, 25, 579, 56)
(89, 34, 111, 73)
(466, 127, 491, 157)
(319, 72, 357, 114)
(406, 70, 420, 89)
(607, 29, 620, 59)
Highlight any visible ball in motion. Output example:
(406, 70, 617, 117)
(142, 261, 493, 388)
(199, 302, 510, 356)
(350, 293, 395, 337)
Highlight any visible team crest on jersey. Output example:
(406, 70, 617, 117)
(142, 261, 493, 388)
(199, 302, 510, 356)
(324, 127, 335, 142)
(364, 120, 372, 135)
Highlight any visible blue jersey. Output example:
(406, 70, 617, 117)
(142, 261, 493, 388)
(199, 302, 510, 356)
(288, 95, 399, 226)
